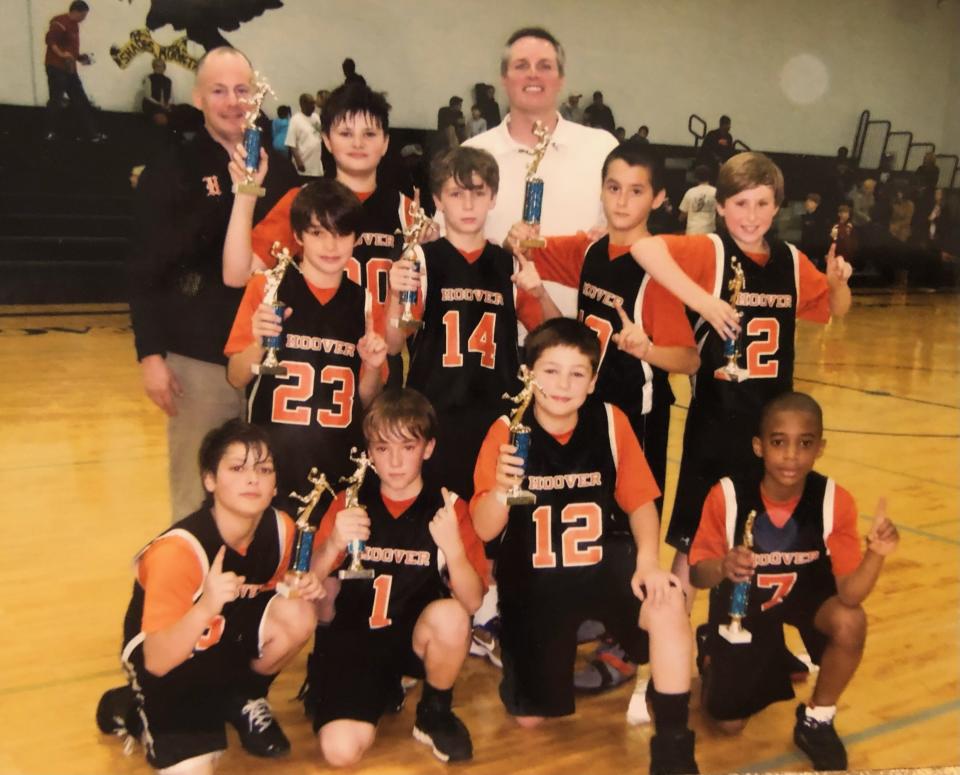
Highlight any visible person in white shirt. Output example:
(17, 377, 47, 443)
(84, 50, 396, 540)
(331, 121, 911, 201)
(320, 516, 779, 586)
(463, 26, 617, 316)
(678, 164, 717, 235)
(285, 93, 324, 177)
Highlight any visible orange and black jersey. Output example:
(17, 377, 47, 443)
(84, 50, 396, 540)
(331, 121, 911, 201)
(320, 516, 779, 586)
(251, 185, 415, 312)
(405, 239, 531, 414)
(225, 271, 375, 502)
(660, 233, 831, 421)
(316, 474, 489, 631)
(690, 472, 862, 625)
(473, 399, 660, 599)
(122, 507, 294, 651)
(529, 233, 695, 420)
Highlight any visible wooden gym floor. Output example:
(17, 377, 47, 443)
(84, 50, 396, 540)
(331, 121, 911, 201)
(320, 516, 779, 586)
(0, 292, 957, 774)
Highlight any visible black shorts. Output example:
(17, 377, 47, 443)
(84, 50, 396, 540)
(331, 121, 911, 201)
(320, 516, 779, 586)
(122, 592, 276, 770)
(309, 604, 431, 731)
(666, 412, 762, 552)
(498, 538, 648, 718)
(702, 590, 831, 721)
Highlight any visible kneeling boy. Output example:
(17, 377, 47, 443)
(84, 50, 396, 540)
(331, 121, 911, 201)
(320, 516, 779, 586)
(307, 388, 489, 765)
(471, 318, 698, 775)
(96, 419, 322, 773)
(690, 392, 899, 771)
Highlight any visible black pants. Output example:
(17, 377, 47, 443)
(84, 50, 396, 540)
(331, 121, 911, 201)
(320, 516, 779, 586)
(45, 65, 96, 138)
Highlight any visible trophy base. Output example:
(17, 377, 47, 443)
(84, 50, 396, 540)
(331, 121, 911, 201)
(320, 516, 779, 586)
(520, 237, 546, 249)
(506, 489, 537, 506)
(276, 581, 300, 598)
(233, 182, 266, 197)
(714, 365, 749, 383)
(719, 623, 753, 644)
(252, 363, 288, 377)
(400, 318, 422, 331)
(338, 568, 375, 580)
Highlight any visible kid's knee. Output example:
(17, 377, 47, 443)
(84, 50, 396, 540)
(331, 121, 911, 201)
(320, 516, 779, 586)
(514, 715, 545, 729)
(423, 598, 471, 646)
(714, 717, 747, 736)
(824, 601, 867, 650)
(319, 726, 373, 768)
(268, 597, 318, 648)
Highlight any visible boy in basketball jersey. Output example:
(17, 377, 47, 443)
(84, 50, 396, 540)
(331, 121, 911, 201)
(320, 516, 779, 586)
(224, 83, 416, 385)
(507, 143, 699, 700)
(690, 392, 899, 771)
(386, 146, 560, 500)
(305, 388, 489, 765)
(224, 180, 387, 509)
(629, 152, 853, 611)
(471, 318, 698, 775)
(96, 420, 323, 771)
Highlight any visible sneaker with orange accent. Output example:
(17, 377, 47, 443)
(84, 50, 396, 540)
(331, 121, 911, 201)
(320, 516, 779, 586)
(573, 636, 637, 694)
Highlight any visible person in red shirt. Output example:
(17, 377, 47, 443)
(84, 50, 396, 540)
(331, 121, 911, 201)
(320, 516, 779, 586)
(689, 392, 899, 771)
(306, 388, 488, 765)
(43, 1, 102, 141)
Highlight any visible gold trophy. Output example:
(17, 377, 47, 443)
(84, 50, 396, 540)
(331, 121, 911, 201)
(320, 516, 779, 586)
(713, 257, 749, 382)
(502, 365, 542, 505)
(252, 242, 299, 376)
(338, 448, 376, 580)
(519, 121, 553, 249)
(719, 509, 757, 644)
(277, 467, 336, 598)
(233, 72, 276, 197)
(392, 202, 432, 330)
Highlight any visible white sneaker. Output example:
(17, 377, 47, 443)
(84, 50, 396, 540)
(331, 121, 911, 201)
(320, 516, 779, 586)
(626, 675, 651, 725)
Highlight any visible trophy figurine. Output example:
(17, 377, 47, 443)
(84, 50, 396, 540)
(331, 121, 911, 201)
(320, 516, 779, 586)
(719, 509, 757, 644)
(519, 121, 553, 249)
(392, 202, 432, 330)
(502, 365, 542, 505)
(713, 257, 749, 382)
(277, 467, 336, 598)
(233, 72, 276, 197)
(338, 448, 377, 580)
(252, 242, 298, 376)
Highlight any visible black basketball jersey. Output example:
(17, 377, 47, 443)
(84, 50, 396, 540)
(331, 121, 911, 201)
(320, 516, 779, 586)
(708, 472, 838, 625)
(690, 233, 800, 421)
(122, 507, 291, 655)
(329, 474, 452, 632)
(346, 187, 412, 309)
(247, 271, 367, 497)
(577, 236, 670, 421)
(405, 239, 522, 413)
(495, 398, 621, 599)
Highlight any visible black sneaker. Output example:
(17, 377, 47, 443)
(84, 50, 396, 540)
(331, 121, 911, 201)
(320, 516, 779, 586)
(650, 729, 699, 775)
(96, 685, 142, 754)
(228, 696, 290, 758)
(793, 703, 847, 771)
(413, 699, 473, 762)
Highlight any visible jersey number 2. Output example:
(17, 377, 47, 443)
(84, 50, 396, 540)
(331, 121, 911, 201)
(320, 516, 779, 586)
(442, 311, 497, 369)
(532, 503, 603, 568)
(744, 318, 780, 378)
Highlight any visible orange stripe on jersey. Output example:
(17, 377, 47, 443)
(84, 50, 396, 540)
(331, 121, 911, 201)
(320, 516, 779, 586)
(224, 273, 267, 355)
(453, 497, 491, 590)
(139, 536, 205, 634)
(355, 191, 374, 203)
(252, 187, 300, 267)
(689, 483, 729, 566)
(825, 484, 861, 576)
(271, 510, 296, 585)
(796, 251, 831, 323)
(610, 404, 660, 513)
(471, 416, 511, 509)
(640, 279, 696, 348)
(530, 232, 591, 288)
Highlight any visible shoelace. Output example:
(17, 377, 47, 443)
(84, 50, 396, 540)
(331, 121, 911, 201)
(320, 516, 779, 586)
(111, 716, 137, 756)
(241, 697, 275, 733)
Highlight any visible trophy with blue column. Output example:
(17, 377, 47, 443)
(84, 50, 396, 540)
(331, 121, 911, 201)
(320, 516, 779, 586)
(233, 72, 276, 197)
(252, 242, 298, 376)
(519, 121, 552, 249)
(713, 257, 749, 382)
(502, 365, 542, 505)
(338, 448, 376, 580)
(719, 509, 757, 643)
(278, 467, 336, 598)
